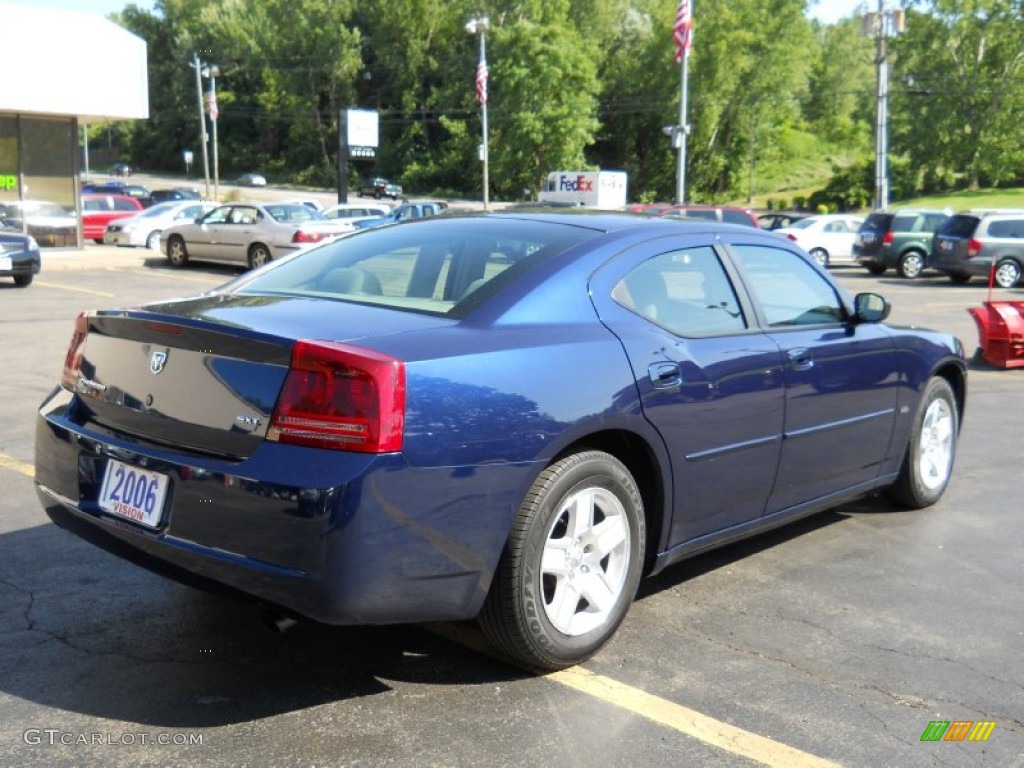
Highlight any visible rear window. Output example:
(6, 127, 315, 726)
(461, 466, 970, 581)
(862, 213, 893, 232)
(721, 209, 755, 227)
(938, 215, 980, 238)
(986, 219, 1024, 238)
(234, 216, 600, 316)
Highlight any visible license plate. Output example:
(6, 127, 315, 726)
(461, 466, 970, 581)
(940, 240, 952, 252)
(98, 459, 169, 529)
(0, 256, 11, 271)
(859, 234, 874, 245)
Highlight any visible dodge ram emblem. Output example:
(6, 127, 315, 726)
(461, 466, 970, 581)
(149, 350, 168, 375)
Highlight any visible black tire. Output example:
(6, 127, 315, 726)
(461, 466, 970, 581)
(374, 190, 382, 200)
(247, 243, 271, 270)
(13, 274, 32, 287)
(809, 248, 829, 268)
(897, 250, 926, 279)
(166, 235, 189, 267)
(866, 264, 887, 275)
(478, 451, 645, 670)
(994, 259, 1021, 289)
(93, 238, 104, 245)
(886, 377, 958, 509)
(949, 273, 971, 284)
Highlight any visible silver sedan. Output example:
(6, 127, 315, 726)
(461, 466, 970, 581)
(160, 202, 352, 269)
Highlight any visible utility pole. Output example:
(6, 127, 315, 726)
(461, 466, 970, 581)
(191, 53, 211, 198)
(862, 2, 905, 210)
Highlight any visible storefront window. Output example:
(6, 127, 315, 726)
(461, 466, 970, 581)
(0, 116, 79, 247)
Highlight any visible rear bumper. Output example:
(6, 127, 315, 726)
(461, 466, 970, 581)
(35, 389, 528, 625)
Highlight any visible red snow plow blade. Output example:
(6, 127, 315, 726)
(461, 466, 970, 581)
(968, 301, 1024, 369)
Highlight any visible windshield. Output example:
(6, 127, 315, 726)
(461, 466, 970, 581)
(264, 204, 325, 223)
(231, 216, 600, 316)
(862, 213, 893, 232)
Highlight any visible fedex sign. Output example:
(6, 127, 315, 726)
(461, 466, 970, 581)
(558, 174, 594, 192)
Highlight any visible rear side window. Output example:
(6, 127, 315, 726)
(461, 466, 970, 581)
(986, 219, 1024, 238)
(612, 247, 746, 336)
(891, 214, 919, 233)
(114, 198, 139, 211)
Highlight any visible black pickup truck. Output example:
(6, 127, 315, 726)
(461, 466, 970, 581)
(357, 177, 403, 200)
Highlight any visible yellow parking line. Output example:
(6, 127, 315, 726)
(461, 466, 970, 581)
(428, 623, 840, 768)
(35, 281, 115, 297)
(0, 453, 34, 478)
(106, 266, 226, 285)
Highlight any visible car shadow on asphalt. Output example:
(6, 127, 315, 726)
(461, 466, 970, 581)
(0, 521, 530, 729)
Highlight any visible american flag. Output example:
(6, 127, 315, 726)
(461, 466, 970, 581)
(674, 0, 693, 63)
(476, 60, 488, 106)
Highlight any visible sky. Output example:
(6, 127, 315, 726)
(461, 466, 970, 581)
(9, 0, 871, 25)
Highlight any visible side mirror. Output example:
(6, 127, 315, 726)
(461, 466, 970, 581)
(853, 292, 891, 323)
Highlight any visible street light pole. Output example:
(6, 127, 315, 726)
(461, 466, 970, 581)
(191, 53, 211, 198)
(466, 16, 490, 210)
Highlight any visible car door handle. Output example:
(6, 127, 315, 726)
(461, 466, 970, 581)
(649, 362, 682, 389)
(787, 347, 814, 371)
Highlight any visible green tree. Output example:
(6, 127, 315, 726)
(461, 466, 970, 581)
(891, 1, 1024, 189)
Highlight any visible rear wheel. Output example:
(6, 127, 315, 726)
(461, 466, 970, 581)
(898, 251, 926, 279)
(809, 248, 829, 268)
(866, 264, 887, 275)
(949, 273, 971, 284)
(145, 230, 161, 250)
(887, 377, 958, 509)
(479, 451, 645, 670)
(247, 243, 271, 269)
(166, 235, 188, 267)
(994, 259, 1022, 288)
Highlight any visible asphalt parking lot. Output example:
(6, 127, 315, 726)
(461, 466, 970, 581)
(0, 243, 1021, 767)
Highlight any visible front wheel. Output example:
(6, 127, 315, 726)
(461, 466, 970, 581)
(994, 259, 1021, 288)
(949, 273, 971, 284)
(898, 251, 926, 279)
(479, 451, 645, 670)
(809, 248, 829, 268)
(13, 274, 32, 287)
(887, 377, 958, 509)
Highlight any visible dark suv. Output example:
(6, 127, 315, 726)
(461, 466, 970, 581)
(930, 210, 1024, 288)
(853, 209, 949, 278)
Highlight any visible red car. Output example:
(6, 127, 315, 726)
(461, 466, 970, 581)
(82, 194, 143, 243)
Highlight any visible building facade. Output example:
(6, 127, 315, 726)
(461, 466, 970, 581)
(0, 1, 148, 247)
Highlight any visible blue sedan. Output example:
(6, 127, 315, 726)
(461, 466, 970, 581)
(0, 231, 41, 287)
(35, 213, 966, 669)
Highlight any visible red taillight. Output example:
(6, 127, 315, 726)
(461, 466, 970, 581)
(966, 238, 983, 258)
(268, 341, 405, 453)
(882, 232, 894, 245)
(61, 311, 90, 391)
(785, 233, 797, 242)
(292, 230, 329, 244)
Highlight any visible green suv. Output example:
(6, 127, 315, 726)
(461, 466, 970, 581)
(853, 209, 949, 279)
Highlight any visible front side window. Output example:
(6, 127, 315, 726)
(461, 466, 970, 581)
(612, 247, 746, 336)
(731, 244, 845, 327)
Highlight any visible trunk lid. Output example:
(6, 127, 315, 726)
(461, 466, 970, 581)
(68, 293, 453, 459)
